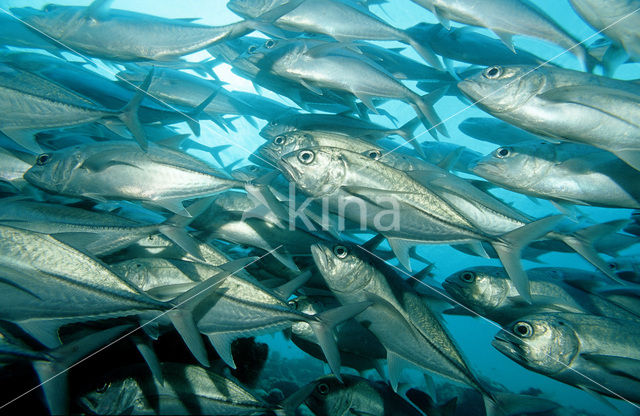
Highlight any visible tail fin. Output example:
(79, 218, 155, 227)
(119, 68, 153, 151)
(184, 91, 218, 137)
(158, 197, 216, 260)
(410, 87, 449, 139)
(308, 301, 372, 381)
(556, 219, 630, 284)
(491, 215, 564, 302)
(165, 257, 257, 367)
(34, 324, 132, 415)
(403, 31, 443, 71)
(392, 117, 421, 142)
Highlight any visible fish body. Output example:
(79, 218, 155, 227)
(11, 4, 253, 61)
(443, 266, 640, 325)
(458, 65, 640, 170)
(24, 141, 242, 215)
(493, 312, 640, 404)
(471, 141, 640, 208)
(80, 363, 278, 415)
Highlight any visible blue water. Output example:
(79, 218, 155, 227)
(2, 0, 639, 414)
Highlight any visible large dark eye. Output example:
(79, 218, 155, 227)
(269, 120, 278, 127)
(96, 382, 110, 394)
(274, 135, 285, 145)
(513, 322, 533, 338)
(495, 147, 510, 158)
(265, 39, 276, 49)
(316, 383, 330, 395)
(366, 149, 381, 160)
(484, 66, 502, 79)
(297, 150, 315, 164)
(608, 262, 617, 271)
(333, 245, 348, 259)
(288, 299, 298, 310)
(247, 45, 257, 54)
(459, 271, 476, 283)
(248, 165, 258, 172)
(36, 153, 51, 165)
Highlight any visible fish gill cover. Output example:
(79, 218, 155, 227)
(0, 0, 639, 415)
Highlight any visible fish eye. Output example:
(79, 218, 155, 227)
(607, 262, 617, 270)
(96, 382, 110, 394)
(459, 271, 476, 283)
(513, 322, 533, 338)
(247, 45, 258, 54)
(36, 153, 51, 165)
(43, 3, 58, 11)
(265, 39, 277, 49)
(366, 149, 381, 160)
(297, 150, 315, 164)
(333, 245, 349, 259)
(269, 120, 278, 127)
(273, 135, 286, 146)
(495, 147, 510, 158)
(484, 66, 503, 79)
(287, 299, 298, 310)
(316, 383, 330, 395)
(248, 165, 258, 171)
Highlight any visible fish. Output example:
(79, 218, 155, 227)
(245, 38, 447, 137)
(471, 141, 640, 208)
(278, 145, 619, 300)
(407, 23, 549, 69)
(194, 266, 371, 378)
(0, 198, 204, 258)
(0, 146, 33, 190)
(0, 63, 151, 152)
(23, 141, 243, 216)
(310, 241, 489, 397)
(285, 295, 387, 374)
(226, 0, 443, 68)
(493, 312, 640, 404)
(80, 362, 284, 415)
(570, 0, 640, 66)
(607, 256, 640, 284)
(409, 0, 591, 69)
(458, 65, 640, 171)
(0, 224, 253, 367)
(443, 266, 640, 325)
(300, 374, 428, 416)
(11, 1, 254, 62)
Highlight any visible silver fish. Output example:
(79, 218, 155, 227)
(493, 312, 640, 404)
(410, 0, 590, 69)
(458, 65, 640, 171)
(443, 266, 640, 325)
(11, 2, 253, 62)
(457, 117, 541, 147)
(471, 141, 640, 208)
(80, 362, 282, 415)
(226, 0, 442, 68)
(310, 241, 487, 395)
(23, 141, 243, 216)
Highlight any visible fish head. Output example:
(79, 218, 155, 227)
(492, 314, 580, 375)
(260, 115, 297, 140)
(470, 141, 554, 188)
(230, 164, 273, 181)
(304, 374, 355, 416)
(11, 5, 87, 39)
(310, 243, 374, 294)
(259, 131, 317, 164)
(227, 0, 292, 19)
(457, 66, 546, 114)
(606, 257, 640, 283)
(278, 147, 347, 197)
(288, 295, 326, 338)
(443, 267, 510, 315)
(24, 148, 83, 194)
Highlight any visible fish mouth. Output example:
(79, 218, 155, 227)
(491, 334, 523, 360)
(456, 79, 479, 99)
(469, 160, 500, 177)
(310, 244, 329, 271)
(277, 158, 299, 182)
(257, 146, 279, 165)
